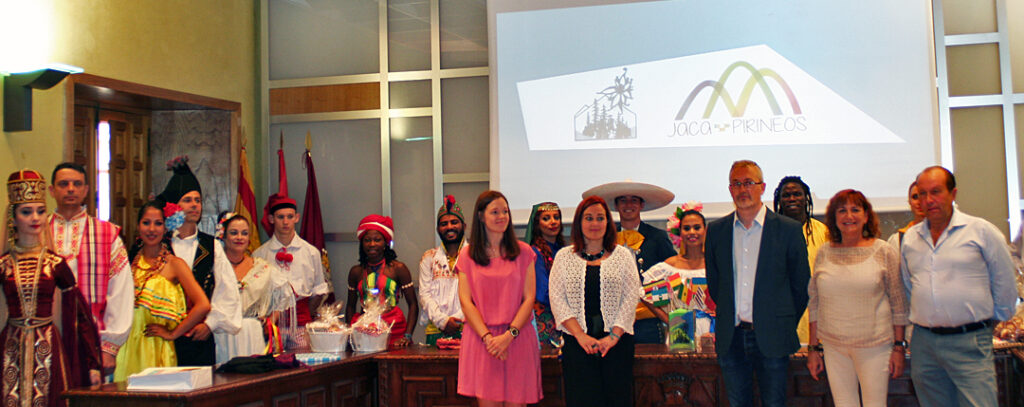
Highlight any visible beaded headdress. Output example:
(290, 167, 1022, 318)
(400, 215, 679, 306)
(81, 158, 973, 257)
(5, 170, 48, 249)
(436, 195, 464, 223)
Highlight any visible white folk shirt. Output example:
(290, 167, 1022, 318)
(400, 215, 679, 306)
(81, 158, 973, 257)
(417, 244, 464, 329)
(50, 208, 133, 346)
(172, 230, 243, 334)
(253, 234, 329, 299)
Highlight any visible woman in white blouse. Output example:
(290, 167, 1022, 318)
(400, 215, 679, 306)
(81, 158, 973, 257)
(806, 189, 909, 407)
(550, 195, 642, 407)
(215, 212, 296, 364)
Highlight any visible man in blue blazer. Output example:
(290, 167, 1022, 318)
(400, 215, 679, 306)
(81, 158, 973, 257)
(705, 160, 810, 407)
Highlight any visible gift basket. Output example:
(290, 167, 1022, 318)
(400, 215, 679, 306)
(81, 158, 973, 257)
(305, 302, 351, 353)
(350, 292, 392, 352)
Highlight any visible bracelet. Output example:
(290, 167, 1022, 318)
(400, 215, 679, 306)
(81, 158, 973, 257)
(608, 331, 621, 340)
(403, 333, 413, 340)
(808, 343, 824, 353)
(101, 341, 120, 356)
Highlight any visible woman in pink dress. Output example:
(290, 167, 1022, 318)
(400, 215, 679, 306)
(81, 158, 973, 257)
(456, 190, 542, 406)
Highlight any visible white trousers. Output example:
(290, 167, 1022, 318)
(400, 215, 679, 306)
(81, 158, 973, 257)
(822, 341, 892, 407)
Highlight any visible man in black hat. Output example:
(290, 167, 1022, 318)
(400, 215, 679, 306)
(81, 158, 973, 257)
(158, 156, 242, 366)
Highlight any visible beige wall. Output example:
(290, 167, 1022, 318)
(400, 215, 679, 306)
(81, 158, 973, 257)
(0, 0, 260, 210)
(944, 0, 1024, 237)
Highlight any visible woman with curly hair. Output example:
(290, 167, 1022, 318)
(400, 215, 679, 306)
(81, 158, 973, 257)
(346, 215, 418, 348)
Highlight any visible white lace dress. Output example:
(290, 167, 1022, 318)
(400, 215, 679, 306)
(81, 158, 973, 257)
(215, 257, 296, 364)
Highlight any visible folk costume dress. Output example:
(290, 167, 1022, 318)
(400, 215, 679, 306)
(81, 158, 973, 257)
(456, 241, 542, 404)
(532, 239, 563, 346)
(0, 249, 100, 407)
(353, 263, 408, 346)
(215, 257, 295, 364)
(114, 252, 187, 381)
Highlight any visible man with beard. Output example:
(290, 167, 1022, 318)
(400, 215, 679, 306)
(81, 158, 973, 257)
(418, 195, 466, 346)
(772, 176, 827, 344)
(158, 157, 242, 366)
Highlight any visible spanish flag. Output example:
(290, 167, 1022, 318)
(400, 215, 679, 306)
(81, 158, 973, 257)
(234, 144, 261, 253)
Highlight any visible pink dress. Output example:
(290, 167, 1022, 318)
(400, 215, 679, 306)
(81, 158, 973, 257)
(456, 241, 542, 403)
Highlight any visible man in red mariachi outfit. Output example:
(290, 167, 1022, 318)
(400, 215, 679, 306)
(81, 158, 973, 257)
(48, 163, 133, 381)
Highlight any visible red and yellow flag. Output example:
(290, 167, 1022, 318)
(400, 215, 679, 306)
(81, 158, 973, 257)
(234, 145, 261, 253)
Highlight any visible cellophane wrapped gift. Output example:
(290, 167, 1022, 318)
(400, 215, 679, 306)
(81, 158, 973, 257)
(305, 302, 351, 353)
(350, 297, 392, 352)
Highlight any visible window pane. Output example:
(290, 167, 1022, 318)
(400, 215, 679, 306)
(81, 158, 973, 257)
(390, 80, 431, 109)
(440, 0, 487, 69)
(389, 0, 431, 72)
(269, 0, 380, 79)
(441, 77, 488, 173)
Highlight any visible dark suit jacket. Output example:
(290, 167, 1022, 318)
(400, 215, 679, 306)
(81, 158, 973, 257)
(630, 222, 677, 272)
(705, 208, 810, 358)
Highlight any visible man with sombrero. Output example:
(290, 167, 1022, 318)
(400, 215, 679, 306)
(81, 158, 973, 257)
(159, 156, 242, 366)
(582, 181, 676, 344)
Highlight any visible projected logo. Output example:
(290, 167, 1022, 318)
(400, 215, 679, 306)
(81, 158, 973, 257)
(669, 60, 806, 138)
(573, 68, 637, 141)
(516, 44, 903, 150)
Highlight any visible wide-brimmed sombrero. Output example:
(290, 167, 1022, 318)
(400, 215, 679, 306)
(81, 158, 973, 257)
(582, 181, 675, 211)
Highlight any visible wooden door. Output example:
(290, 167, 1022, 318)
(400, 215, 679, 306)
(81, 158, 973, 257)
(95, 110, 150, 241)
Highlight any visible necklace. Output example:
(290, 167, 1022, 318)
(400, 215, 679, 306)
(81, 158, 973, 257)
(228, 254, 245, 266)
(579, 249, 605, 261)
(11, 241, 42, 254)
(133, 248, 169, 296)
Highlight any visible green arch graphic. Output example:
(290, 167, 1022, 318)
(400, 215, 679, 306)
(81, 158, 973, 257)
(673, 61, 802, 120)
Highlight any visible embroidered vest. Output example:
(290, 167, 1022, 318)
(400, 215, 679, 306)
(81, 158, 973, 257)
(192, 233, 216, 299)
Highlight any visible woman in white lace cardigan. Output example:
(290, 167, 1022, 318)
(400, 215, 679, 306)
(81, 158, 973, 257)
(549, 195, 642, 407)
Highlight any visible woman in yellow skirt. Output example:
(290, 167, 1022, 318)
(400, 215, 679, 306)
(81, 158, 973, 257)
(115, 201, 210, 381)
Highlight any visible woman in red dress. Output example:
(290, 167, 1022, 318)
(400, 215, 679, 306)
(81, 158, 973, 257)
(0, 170, 99, 407)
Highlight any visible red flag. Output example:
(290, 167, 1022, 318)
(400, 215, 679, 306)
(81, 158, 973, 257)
(233, 145, 261, 252)
(300, 149, 324, 250)
(277, 131, 289, 196)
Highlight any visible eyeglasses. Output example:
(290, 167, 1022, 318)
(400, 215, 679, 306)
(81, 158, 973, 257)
(729, 181, 763, 189)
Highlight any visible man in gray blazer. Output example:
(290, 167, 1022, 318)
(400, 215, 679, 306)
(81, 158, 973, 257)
(705, 160, 811, 407)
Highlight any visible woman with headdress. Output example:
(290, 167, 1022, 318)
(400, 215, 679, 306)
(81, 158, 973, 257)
(640, 201, 715, 324)
(524, 201, 565, 347)
(214, 212, 295, 364)
(0, 170, 100, 406)
(114, 201, 210, 381)
(345, 215, 418, 347)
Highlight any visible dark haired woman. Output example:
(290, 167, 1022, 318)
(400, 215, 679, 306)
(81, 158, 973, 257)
(640, 202, 713, 324)
(525, 201, 565, 346)
(0, 170, 100, 406)
(456, 191, 541, 406)
(345, 214, 418, 348)
(214, 212, 295, 363)
(805, 190, 908, 407)
(115, 201, 211, 381)
(773, 176, 828, 344)
(549, 196, 642, 407)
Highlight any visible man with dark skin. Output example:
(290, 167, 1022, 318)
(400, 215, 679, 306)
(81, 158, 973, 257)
(772, 176, 828, 344)
(418, 196, 467, 346)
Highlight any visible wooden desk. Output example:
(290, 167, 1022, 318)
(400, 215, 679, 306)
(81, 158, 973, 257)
(65, 344, 1024, 407)
(64, 351, 378, 407)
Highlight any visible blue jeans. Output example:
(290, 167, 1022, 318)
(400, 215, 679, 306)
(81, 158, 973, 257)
(717, 326, 789, 407)
(910, 325, 997, 407)
(632, 318, 664, 344)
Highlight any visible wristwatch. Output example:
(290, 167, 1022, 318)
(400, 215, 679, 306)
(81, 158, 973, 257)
(508, 326, 520, 338)
(893, 340, 908, 348)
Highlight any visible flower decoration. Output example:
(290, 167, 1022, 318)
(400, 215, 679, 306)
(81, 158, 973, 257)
(275, 247, 293, 267)
(163, 202, 185, 232)
(165, 155, 190, 170)
(667, 201, 704, 248)
(215, 211, 238, 240)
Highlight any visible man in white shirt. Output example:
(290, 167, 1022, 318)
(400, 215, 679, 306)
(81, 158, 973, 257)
(901, 166, 1017, 407)
(418, 195, 466, 346)
(48, 162, 133, 381)
(253, 194, 329, 327)
(157, 157, 242, 366)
